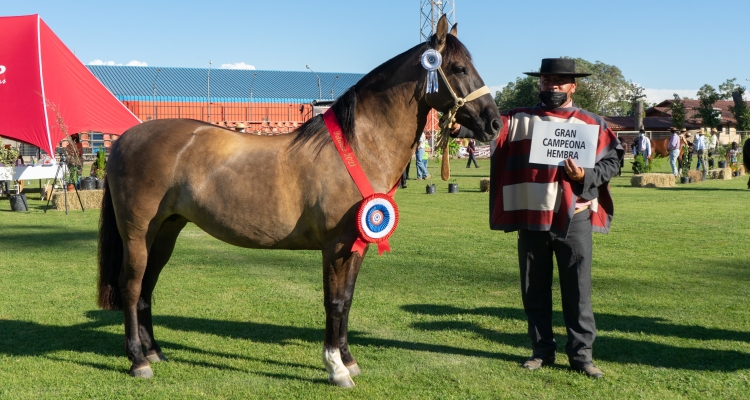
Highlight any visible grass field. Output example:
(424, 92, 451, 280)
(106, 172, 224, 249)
(1, 158, 749, 399)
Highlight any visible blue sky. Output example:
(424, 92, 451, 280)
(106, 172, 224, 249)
(5, 0, 750, 103)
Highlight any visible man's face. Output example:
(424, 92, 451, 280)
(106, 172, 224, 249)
(539, 74, 577, 93)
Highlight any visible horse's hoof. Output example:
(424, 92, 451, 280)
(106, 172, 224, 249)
(329, 375, 355, 388)
(146, 352, 168, 363)
(346, 363, 361, 377)
(129, 365, 154, 379)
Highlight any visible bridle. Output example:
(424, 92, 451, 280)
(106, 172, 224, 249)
(423, 57, 491, 180)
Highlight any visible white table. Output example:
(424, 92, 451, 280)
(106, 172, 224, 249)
(0, 164, 67, 192)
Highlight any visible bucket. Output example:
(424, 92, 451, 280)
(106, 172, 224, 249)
(10, 193, 28, 211)
(80, 177, 96, 190)
(680, 176, 689, 184)
(448, 183, 458, 193)
(425, 184, 436, 194)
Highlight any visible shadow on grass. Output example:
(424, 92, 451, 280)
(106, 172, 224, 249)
(401, 304, 750, 371)
(0, 224, 98, 247)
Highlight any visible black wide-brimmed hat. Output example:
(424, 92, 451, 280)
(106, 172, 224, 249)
(524, 58, 591, 78)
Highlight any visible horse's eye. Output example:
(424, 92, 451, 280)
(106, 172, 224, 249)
(452, 65, 467, 75)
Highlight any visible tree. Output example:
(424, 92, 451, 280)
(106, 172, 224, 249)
(730, 86, 750, 131)
(494, 75, 539, 113)
(568, 58, 635, 116)
(696, 84, 721, 129)
(718, 78, 740, 100)
(670, 94, 686, 130)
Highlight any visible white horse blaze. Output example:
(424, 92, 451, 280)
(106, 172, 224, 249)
(322, 348, 352, 384)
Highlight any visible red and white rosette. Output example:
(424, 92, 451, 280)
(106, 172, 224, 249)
(353, 193, 399, 256)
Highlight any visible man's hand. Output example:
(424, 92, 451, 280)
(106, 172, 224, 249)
(563, 158, 585, 182)
(450, 123, 462, 135)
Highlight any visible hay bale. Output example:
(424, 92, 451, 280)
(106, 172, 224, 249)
(479, 178, 490, 192)
(708, 167, 732, 180)
(737, 165, 745, 176)
(51, 189, 104, 210)
(687, 170, 704, 182)
(630, 173, 675, 188)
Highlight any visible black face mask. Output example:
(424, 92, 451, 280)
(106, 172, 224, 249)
(539, 91, 569, 109)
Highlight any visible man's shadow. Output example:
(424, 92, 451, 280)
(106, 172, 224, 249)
(400, 304, 750, 371)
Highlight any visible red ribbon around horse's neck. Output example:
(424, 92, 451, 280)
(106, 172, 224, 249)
(323, 108, 399, 256)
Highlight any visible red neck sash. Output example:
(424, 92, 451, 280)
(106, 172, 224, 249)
(323, 108, 399, 256)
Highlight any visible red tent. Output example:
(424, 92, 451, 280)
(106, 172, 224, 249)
(0, 14, 140, 156)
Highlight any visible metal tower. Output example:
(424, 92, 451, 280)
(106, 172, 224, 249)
(420, 0, 456, 43)
(419, 1, 456, 138)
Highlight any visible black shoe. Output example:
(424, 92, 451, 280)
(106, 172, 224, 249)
(572, 362, 603, 378)
(521, 355, 555, 370)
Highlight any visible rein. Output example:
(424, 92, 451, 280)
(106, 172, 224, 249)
(427, 64, 491, 180)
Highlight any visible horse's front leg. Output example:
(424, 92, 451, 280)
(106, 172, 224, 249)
(321, 244, 367, 388)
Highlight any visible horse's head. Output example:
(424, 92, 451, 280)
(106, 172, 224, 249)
(424, 15, 501, 143)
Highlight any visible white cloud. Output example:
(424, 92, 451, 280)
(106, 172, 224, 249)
(126, 60, 148, 67)
(88, 59, 117, 66)
(220, 62, 256, 70)
(488, 84, 505, 96)
(643, 88, 698, 104)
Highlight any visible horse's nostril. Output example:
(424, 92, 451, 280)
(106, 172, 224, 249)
(491, 119, 502, 133)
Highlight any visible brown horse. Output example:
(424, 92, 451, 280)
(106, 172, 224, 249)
(651, 136, 688, 167)
(97, 16, 501, 387)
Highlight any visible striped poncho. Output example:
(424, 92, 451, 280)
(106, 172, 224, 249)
(489, 104, 623, 237)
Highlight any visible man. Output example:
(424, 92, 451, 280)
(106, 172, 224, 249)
(455, 58, 622, 378)
(466, 138, 479, 168)
(636, 128, 651, 166)
(667, 127, 681, 176)
(415, 133, 430, 180)
(708, 128, 718, 168)
(695, 130, 707, 171)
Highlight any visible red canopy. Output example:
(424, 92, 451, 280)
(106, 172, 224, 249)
(0, 14, 140, 156)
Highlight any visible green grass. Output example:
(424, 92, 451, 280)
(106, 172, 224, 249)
(1, 158, 749, 399)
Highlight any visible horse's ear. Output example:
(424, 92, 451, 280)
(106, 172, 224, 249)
(433, 14, 449, 51)
(449, 23, 458, 37)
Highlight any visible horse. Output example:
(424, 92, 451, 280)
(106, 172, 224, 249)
(97, 16, 501, 388)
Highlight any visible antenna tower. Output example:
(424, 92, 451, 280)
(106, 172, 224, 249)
(420, 0, 455, 43)
(419, 1, 456, 139)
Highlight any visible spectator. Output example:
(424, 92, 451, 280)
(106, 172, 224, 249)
(635, 128, 651, 166)
(694, 130, 707, 171)
(667, 127, 681, 176)
(466, 138, 479, 168)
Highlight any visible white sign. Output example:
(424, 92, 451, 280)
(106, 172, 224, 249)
(529, 121, 599, 169)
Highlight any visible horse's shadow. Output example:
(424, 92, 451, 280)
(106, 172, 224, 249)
(2, 306, 747, 375)
(400, 304, 750, 371)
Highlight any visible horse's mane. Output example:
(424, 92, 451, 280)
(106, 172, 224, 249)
(289, 34, 469, 154)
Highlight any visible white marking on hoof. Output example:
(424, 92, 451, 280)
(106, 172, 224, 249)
(346, 363, 361, 377)
(130, 365, 154, 379)
(146, 352, 168, 363)
(322, 348, 354, 388)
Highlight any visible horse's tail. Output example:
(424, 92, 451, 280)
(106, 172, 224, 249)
(743, 138, 750, 172)
(97, 178, 123, 310)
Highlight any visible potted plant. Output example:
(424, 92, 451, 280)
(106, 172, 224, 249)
(66, 163, 79, 191)
(714, 144, 728, 168)
(93, 149, 107, 189)
(679, 144, 690, 184)
(0, 140, 27, 211)
(631, 154, 647, 174)
(448, 178, 458, 193)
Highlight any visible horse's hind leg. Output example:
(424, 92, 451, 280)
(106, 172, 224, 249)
(120, 232, 153, 378)
(321, 244, 367, 388)
(138, 215, 188, 363)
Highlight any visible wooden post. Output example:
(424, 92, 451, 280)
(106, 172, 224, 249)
(634, 100, 644, 131)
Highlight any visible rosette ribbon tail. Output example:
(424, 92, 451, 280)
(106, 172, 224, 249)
(377, 240, 391, 256)
(351, 238, 368, 256)
(426, 71, 439, 94)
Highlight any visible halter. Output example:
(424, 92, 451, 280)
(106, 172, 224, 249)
(433, 67, 491, 131)
(423, 52, 491, 180)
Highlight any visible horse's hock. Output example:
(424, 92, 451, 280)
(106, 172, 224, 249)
(51, 189, 103, 210)
(630, 173, 676, 188)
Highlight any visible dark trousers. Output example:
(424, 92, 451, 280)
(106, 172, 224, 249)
(401, 161, 411, 187)
(517, 211, 595, 367)
(466, 152, 479, 168)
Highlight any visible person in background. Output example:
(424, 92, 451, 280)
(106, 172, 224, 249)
(636, 128, 651, 166)
(667, 127, 681, 177)
(466, 138, 479, 168)
(234, 123, 246, 133)
(400, 158, 410, 189)
(14, 154, 25, 192)
(415, 133, 430, 180)
(728, 141, 739, 170)
(422, 139, 431, 174)
(694, 130, 707, 171)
